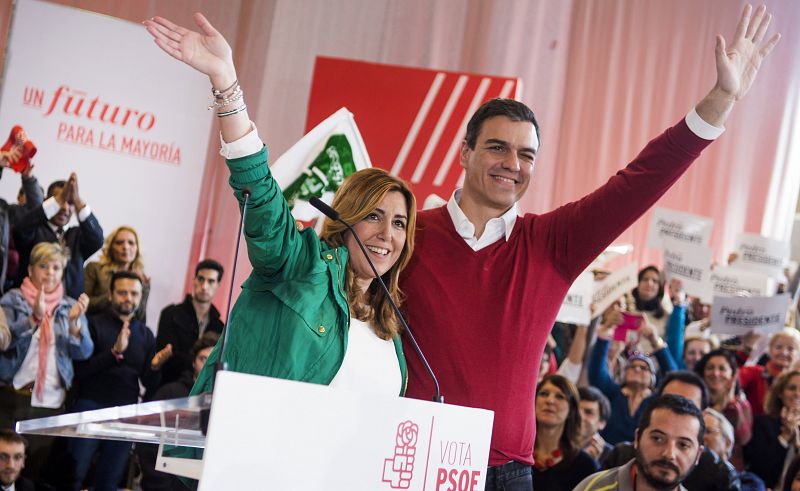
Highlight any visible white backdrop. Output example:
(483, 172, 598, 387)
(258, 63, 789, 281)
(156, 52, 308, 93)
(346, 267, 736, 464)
(0, 0, 214, 325)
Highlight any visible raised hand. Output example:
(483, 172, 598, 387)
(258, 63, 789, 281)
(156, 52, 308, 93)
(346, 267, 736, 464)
(715, 4, 780, 102)
(698, 4, 781, 126)
(144, 13, 235, 86)
(31, 285, 46, 324)
(113, 320, 131, 354)
(21, 162, 35, 178)
(68, 293, 89, 321)
(150, 343, 173, 370)
(67, 293, 89, 338)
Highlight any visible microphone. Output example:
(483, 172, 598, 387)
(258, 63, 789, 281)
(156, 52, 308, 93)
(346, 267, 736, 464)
(310, 197, 443, 403)
(201, 188, 250, 435)
(217, 188, 251, 373)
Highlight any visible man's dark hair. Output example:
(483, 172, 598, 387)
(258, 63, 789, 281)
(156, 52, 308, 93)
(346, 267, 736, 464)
(638, 394, 705, 444)
(656, 370, 710, 410)
(46, 180, 66, 199)
(195, 258, 224, 280)
(192, 331, 219, 358)
(464, 98, 540, 150)
(0, 429, 27, 448)
(578, 386, 611, 422)
(109, 270, 143, 292)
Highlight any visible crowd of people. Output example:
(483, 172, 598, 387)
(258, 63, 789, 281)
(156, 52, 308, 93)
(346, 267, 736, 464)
(0, 3, 788, 491)
(0, 160, 227, 489)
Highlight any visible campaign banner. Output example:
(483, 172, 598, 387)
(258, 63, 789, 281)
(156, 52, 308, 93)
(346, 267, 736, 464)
(271, 108, 371, 232)
(646, 207, 714, 249)
(556, 271, 594, 325)
(710, 294, 791, 336)
(0, 0, 214, 323)
(662, 237, 714, 303)
(710, 266, 777, 298)
(306, 57, 521, 205)
(592, 262, 639, 316)
(735, 233, 790, 280)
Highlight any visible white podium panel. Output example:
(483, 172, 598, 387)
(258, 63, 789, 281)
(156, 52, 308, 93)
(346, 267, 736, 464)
(200, 371, 494, 491)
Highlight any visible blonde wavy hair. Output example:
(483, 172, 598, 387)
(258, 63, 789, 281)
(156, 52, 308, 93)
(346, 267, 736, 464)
(99, 226, 145, 273)
(319, 168, 416, 340)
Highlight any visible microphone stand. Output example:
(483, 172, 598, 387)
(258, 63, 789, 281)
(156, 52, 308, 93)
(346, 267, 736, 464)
(200, 189, 250, 434)
(310, 197, 444, 403)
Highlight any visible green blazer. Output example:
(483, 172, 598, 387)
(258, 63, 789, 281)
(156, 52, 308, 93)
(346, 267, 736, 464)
(191, 146, 407, 396)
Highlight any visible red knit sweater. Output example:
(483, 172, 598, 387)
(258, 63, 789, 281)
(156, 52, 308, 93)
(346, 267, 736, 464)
(400, 119, 712, 466)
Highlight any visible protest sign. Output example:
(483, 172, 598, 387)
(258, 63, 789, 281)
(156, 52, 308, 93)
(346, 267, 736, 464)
(556, 272, 594, 325)
(662, 237, 714, 302)
(710, 294, 790, 336)
(735, 233, 789, 280)
(710, 266, 777, 298)
(647, 207, 713, 249)
(592, 263, 638, 316)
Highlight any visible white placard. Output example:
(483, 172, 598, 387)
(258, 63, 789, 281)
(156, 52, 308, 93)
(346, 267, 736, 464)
(710, 294, 791, 336)
(647, 207, 714, 249)
(0, 0, 214, 323)
(735, 232, 790, 280)
(662, 237, 714, 303)
(592, 262, 639, 316)
(710, 266, 777, 298)
(201, 372, 494, 490)
(556, 271, 594, 325)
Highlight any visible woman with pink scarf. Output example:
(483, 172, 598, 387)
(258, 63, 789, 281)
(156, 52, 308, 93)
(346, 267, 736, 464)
(0, 241, 92, 480)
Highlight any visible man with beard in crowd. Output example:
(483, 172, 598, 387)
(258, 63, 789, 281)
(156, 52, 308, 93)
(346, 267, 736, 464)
(574, 394, 704, 491)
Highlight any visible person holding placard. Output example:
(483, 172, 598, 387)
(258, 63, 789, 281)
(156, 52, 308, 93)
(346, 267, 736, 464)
(588, 317, 678, 444)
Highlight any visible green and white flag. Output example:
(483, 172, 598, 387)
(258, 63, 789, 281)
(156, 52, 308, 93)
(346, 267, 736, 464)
(271, 107, 372, 232)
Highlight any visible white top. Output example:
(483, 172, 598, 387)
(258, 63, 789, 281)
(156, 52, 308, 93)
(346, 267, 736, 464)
(13, 325, 65, 408)
(328, 318, 401, 396)
(446, 188, 518, 251)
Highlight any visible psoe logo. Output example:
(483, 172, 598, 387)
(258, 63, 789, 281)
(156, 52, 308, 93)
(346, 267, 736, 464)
(382, 420, 419, 489)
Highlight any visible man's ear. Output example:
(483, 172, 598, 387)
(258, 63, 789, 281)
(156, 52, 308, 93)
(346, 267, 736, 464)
(597, 419, 607, 432)
(695, 445, 705, 465)
(633, 428, 640, 450)
(460, 140, 470, 169)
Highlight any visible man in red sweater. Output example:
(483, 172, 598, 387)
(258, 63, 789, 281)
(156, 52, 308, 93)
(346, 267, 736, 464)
(399, 5, 780, 489)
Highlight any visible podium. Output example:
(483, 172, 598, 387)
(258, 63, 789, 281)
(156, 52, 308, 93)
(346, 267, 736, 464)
(17, 371, 494, 490)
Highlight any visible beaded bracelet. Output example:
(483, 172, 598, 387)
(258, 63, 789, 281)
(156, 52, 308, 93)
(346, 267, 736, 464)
(208, 85, 243, 110)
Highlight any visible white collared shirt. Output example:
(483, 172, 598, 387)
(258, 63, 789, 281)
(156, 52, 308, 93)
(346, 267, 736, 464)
(446, 189, 518, 251)
(41, 198, 93, 231)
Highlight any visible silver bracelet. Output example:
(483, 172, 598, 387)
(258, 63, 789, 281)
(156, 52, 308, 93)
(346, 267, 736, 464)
(217, 104, 247, 118)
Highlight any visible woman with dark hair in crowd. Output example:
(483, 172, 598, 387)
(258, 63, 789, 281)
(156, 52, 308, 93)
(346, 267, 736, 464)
(744, 370, 800, 489)
(627, 265, 668, 326)
(531, 374, 597, 489)
(144, 14, 417, 397)
(696, 348, 753, 471)
(84, 225, 150, 322)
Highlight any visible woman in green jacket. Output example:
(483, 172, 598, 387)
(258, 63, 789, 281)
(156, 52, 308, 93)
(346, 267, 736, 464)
(144, 14, 416, 396)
